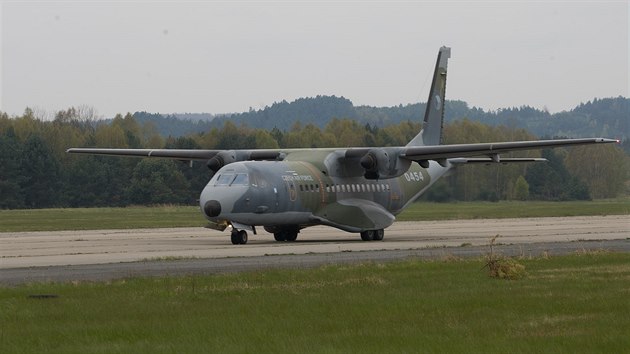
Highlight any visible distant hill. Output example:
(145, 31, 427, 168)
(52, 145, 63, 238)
(132, 96, 629, 142)
(132, 112, 219, 137)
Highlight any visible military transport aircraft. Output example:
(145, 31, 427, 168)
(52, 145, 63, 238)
(68, 47, 617, 244)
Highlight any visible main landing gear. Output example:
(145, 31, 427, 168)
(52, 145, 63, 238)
(230, 229, 248, 245)
(360, 229, 384, 241)
(273, 230, 299, 242)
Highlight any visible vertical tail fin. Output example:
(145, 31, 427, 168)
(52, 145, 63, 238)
(407, 46, 451, 147)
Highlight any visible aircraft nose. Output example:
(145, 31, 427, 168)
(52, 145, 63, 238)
(203, 200, 222, 217)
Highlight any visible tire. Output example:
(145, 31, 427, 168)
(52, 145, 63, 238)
(231, 231, 240, 245)
(274, 232, 286, 242)
(238, 230, 248, 244)
(285, 231, 298, 242)
(360, 230, 374, 241)
(374, 229, 384, 241)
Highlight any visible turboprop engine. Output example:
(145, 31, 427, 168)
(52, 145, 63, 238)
(207, 150, 246, 173)
(359, 148, 411, 180)
(207, 150, 281, 175)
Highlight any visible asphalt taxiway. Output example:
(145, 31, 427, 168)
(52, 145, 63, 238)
(1, 215, 628, 285)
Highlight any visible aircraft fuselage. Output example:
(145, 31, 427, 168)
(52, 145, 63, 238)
(199, 150, 451, 235)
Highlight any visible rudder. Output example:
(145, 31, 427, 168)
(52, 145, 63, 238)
(407, 46, 451, 147)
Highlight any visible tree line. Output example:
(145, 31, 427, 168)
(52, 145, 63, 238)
(0, 107, 627, 209)
(163, 96, 629, 151)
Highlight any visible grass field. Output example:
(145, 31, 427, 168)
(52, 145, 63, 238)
(1, 253, 629, 353)
(0, 199, 628, 232)
(396, 199, 630, 221)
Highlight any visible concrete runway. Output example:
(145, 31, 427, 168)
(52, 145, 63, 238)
(1, 215, 628, 272)
(0, 215, 630, 284)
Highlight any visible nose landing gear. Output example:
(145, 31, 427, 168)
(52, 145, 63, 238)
(360, 229, 384, 241)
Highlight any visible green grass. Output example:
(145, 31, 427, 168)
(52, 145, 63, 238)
(0, 199, 628, 232)
(1, 253, 629, 353)
(396, 199, 630, 221)
(0, 205, 204, 232)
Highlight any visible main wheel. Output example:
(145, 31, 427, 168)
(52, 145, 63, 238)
(231, 230, 248, 244)
(360, 230, 374, 241)
(285, 231, 298, 242)
(230, 231, 240, 245)
(237, 230, 248, 244)
(373, 229, 384, 241)
(274, 232, 287, 242)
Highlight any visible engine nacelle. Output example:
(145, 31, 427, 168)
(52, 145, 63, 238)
(359, 148, 411, 180)
(207, 150, 282, 176)
(207, 150, 248, 173)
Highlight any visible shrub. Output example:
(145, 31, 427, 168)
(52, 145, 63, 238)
(483, 234, 527, 280)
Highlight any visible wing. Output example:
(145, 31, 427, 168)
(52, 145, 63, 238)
(400, 138, 618, 164)
(66, 148, 284, 172)
(67, 137, 617, 175)
(448, 157, 548, 164)
(66, 148, 283, 161)
(66, 148, 219, 160)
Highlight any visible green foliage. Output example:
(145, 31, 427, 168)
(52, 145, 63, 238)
(514, 175, 530, 201)
(424, 179, 453, 202)
(526, 150, 591, 201)
(0, 130, 25, 208)
(20, 135, 62, 208)
(565, 144, 629, 199)
(127, 160, 192, 205)
(0, 100, 627, 209)
(443, 119, 538, 201)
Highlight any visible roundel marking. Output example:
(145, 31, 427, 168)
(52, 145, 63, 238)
(434, 94, 442, 111)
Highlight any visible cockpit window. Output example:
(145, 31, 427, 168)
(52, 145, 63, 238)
(215, 174, 235, 186)
(214, 173, 249, 187)
(231, 173, 249, 186)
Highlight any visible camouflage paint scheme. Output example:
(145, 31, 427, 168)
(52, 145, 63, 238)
(199, 150, 442, 234)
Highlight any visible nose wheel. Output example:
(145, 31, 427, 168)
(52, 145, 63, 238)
(360, 229, 384, 241)
(231, 230, 248, 245)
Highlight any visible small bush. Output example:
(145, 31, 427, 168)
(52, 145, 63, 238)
(484, 234, 527, 280)
(485, 257, 527, 280)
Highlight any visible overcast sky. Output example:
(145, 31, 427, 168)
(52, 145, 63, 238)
(1, 1, 628, 118)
